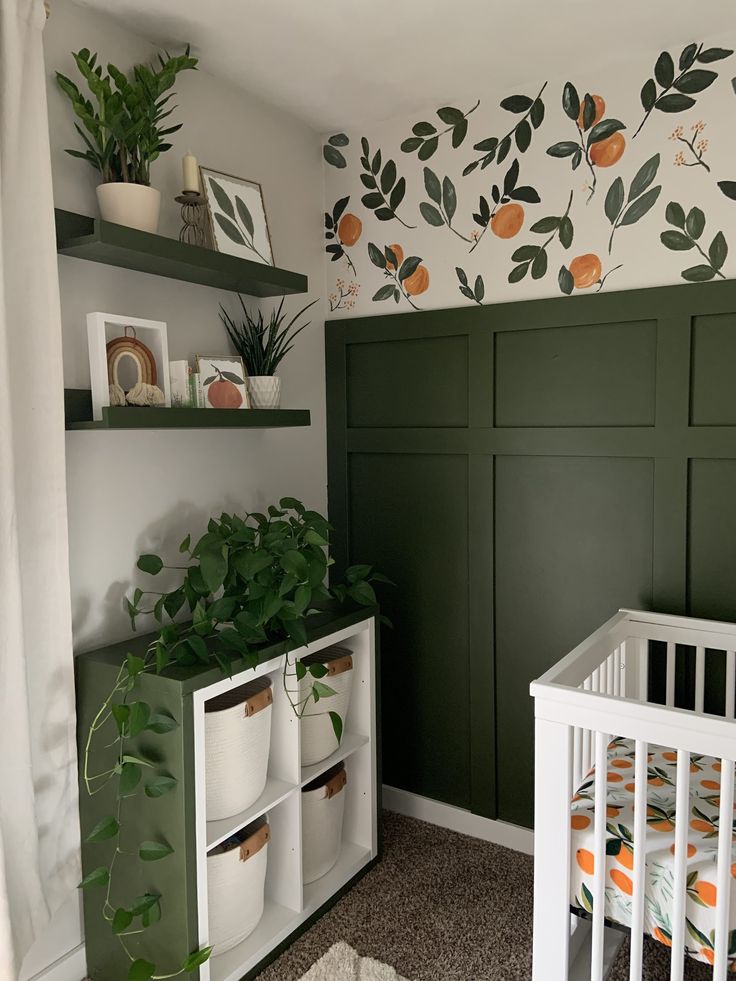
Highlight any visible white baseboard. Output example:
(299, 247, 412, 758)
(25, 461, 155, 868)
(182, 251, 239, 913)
(382, 785, 534, 855)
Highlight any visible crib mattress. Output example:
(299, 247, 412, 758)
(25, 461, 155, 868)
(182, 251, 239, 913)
(570, 737, 735, 970)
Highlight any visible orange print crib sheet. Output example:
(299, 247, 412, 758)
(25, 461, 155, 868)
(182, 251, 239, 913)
(570, 738, 736, 970)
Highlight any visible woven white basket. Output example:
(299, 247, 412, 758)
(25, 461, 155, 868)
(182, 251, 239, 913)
(302, 764, 347, 884)
(208, 820, 269, 955)
(205, 677, 273, 821)
(300, 647, 354, 766)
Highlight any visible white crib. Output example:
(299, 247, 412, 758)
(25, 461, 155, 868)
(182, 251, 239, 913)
(530, 609, 736, 981)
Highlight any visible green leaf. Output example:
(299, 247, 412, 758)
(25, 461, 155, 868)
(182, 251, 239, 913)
(284, 617, 308, 647)
(530, 98, 545, 129)
(437, 106, 464, 124)
(328, 132, 349, 147)
(349, 579, 377, 605)
(329, 711, 344, 744)
(641, 78, 657, 111)
(562, 81, 580, 121)
(582, 93, 596, 131)
(147, 712, 178, 734)
(546, 141, 579, 158)
(308, 662, 328, 678)
(654, 50, 675, 88)
(208, 178, 234, 219)
(137, 554, 163, 575)
(145, 774, 178, 798)
(587, 119, 625, 146)
(511, 245, 540, 262)
(214, 212, 246, 245)
(127, 701, 151, 737)
(79, 866, 110, 889)
(501, 94, 533, 113)
(605, 177, 624, 223)
(686, 206, 705, 240)
(442, 176, 457, 222)
(531, 248, 548, 280)
(128, 960, 155, 981)
(111, 703, 130, 734)
(474, 275, 485, 302)
(558, 265, 574, 295)
(698, 47, 733, 63)
(681, 264, 716, 282)
(418, 137, 439, 161)
(368, 242, 387, 269)
(390, 178, 406, 211)
(323, 145, 346, 168)
(620, 185, 661, 226)
(558, 217, 574, 249)
(141, 898, 161, 928)
(451, 117, 468, 148)
(280, 550, 308, 580)
(139, 840, 174, 862)
(112, 907, 133, 934)
(666, 201, 686, 228)
(679, 43, 698, 71)
(295, 660, 307, 681)
(660, 229, 694, 250)
(629, 154, 660, 201)
(380, 159, 396, 194)
(530, 216, 559, 233)
(456, 267, 468, 287)
(674, 69, 717, 94)
(412, 121, 436, 137)
(419, 202, 444, 227)
(508, 263, 529, 284)
(656, 93, 696, 113)
(709, 231, 728, 270)
(182, 948, 213, 972)
(119, 762, 142, 796)
(717, 180, 736, 201)
(86, 815, 119, 842)
(312, 680, 338, 701)
(515, 119, 531, 153)
(199, 546, 228, 594)
(304, 529, 328, 547)
(400, 136, 423, 153)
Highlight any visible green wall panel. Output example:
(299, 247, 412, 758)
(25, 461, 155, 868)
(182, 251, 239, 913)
(326, 279, 736, 829)
(690, 313, 736, 425)
(347, 452, 471, 808)
(494, 455, 654, 827)
(346, 335, 469, 429)
(494, 319, 657, 428)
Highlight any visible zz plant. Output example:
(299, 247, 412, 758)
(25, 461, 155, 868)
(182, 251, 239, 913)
(81, 499, 387, 980)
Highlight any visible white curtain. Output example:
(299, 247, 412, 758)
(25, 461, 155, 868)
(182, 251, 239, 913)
(0, 0, 79, 977)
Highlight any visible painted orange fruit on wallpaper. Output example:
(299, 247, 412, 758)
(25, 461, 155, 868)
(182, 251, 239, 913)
(569, 253, 602, 289)
(694, 880, 717, 907)
(491, 203, 524, 239)
(404, 265, 430, 296)
(338, 213, 362, 246)
(578, 94, 605, 128)
(590, 131, 626, 167)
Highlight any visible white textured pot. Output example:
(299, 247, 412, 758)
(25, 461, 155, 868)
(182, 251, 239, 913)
(247, 375, 282, 409)
(96, 182, 161, 233)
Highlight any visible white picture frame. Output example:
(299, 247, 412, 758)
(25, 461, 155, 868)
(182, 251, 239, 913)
(199, 167, 274, 267)
(196, 355, 250, 409)
(87, 312, 170, 421)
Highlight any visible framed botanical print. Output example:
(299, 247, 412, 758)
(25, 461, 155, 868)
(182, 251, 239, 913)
(196, 354, 250, 409)
(200, 167, 274, 267)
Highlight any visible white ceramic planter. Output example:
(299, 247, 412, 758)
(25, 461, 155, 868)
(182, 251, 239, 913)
(300, 646, 354, 766)
(205, 677, 273, 821)
(247, 375, 282, 409)
(302, 763, 347, 884)
(208, 821, 269, 954)
(96, 182, 161, 233)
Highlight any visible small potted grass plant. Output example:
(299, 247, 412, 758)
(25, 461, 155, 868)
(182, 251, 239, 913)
(56, 47, 197, 233)
(220, 296, 317, 409)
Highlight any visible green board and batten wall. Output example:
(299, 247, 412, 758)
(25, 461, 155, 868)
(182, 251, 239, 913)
(326, 279, 736, 829)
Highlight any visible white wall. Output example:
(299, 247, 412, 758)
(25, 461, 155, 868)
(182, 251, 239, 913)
(23, 2, 325, 975)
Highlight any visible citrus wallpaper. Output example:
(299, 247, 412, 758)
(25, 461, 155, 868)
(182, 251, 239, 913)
(322, 38, 736, 317)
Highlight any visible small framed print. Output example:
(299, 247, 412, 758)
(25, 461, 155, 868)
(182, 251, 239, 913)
(196, 355, 250, 409)
(200, 167, 274, 267)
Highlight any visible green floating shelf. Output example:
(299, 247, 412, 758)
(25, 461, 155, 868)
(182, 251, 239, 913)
(64, 389, 310, 431)
(55, 209, 308, 297)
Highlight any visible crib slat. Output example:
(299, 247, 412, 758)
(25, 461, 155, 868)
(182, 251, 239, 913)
(606, 654, 614, 696)
(726, 651, 735, 718)
(573, 725, 582, 789)
(613, 647, 621, 697)
(591, 730, 609, 981)
(665, 641, 676, 707)
(694, 645, 705, 714)
(713, 758, 734, 980)
(582, 676, 592, 775)
(669, 749, 691, 981)
(628, 739, 648, 981)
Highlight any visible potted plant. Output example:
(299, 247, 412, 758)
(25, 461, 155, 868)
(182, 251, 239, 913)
(56, 47, 197, 233)
(219, 296, 317, 409)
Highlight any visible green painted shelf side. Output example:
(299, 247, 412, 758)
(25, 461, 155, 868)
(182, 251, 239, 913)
(64, 388, 310, 430)
(55, 209, 308, 297)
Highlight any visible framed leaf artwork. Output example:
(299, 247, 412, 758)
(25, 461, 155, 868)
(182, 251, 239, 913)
(200, 167, 274, 266)
(196, 355, 250, 409)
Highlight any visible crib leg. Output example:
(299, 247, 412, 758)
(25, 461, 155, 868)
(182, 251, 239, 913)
(533, 717, 572, 981)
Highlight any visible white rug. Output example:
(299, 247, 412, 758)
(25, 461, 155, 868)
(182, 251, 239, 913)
(298, 941, 409, 981)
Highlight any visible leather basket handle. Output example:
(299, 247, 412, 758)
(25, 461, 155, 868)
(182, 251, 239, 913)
(327, 654, 353, 677)
(324, 768, 348, 799)
(244, 686, 273, 717)
(239, 824, 270, 861)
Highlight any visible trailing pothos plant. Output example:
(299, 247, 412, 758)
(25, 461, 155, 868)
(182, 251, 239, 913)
(81, 499, 388, 981)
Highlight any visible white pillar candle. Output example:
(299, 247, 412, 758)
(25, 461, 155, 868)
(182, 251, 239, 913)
(182, 152, 200, 193)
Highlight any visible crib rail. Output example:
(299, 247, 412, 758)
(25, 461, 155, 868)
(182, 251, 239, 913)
(531, 609, 736, 981)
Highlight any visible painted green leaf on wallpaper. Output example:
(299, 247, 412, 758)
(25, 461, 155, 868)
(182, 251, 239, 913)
(508, 189, 573, 284)
(368, 242, 426, 310)
(420, 168, 471, 242)
(456, 267, 485, 305)
(661, 201, 728, 281)
(464, 82, 546, 175)
(470, 158, 540, 254)
(360, 138, 415, 228)
(324, 133, 349, 169)
(402, 100, 479, 158)
(634, 42, 732, 137)
(606, 154, 661, 253)
(718, 181, 736, 201)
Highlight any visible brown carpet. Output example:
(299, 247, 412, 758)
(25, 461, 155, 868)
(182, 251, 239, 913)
(257, 811, 712, 980)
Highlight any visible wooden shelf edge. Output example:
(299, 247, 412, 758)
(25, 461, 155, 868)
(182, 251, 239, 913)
(64, 389, 310, 430)
(55, 208, 308, 297)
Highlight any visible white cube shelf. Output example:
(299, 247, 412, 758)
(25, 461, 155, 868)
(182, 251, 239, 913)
(192, 615, 378, 981)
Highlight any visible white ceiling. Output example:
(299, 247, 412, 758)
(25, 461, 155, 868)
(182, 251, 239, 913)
(73, 0, 736, 132)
